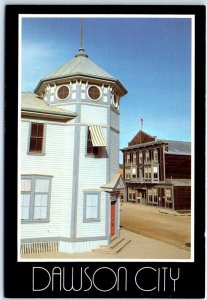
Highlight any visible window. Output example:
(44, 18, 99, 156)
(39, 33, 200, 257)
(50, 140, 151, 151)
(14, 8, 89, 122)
(144, 166, 152, 180)
(57, 85, 70, 100)
(86, 126, 107, 157)
(84, 192, 100, 222)
(128, 187, 135, 201)
(133, 152, 137, 163)
(148, 188, 158, 204)
(126, 153, 131, 164)
(21, 176, 52, 222)
(88, 86, 101, 101)
(166, 188, 172, 202)
(112, 94, 119, 109)
(154, 149, 158, 161)
(29, 123, 44, 154)
(132, 167, 137, 178)
(145, 150, 150, 161)
(139, 151, 143, 164)
(125, 168, 130, 179)
(153, 166, 159, 180)
(87, 129, 101, 156)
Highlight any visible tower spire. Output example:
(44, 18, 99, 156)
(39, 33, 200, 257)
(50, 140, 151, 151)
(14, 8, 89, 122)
(80, 18, 83, 50)
(75, 18, 88, 58)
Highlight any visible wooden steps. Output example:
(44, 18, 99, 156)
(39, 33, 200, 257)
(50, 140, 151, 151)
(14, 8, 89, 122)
(92, 236, 131, 255)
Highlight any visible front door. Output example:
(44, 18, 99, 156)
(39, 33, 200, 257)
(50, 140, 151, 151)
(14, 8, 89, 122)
(110, 201, 116, 237)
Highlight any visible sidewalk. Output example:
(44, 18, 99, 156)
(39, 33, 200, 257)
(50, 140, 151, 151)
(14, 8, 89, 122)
(21, 228, 191, 260)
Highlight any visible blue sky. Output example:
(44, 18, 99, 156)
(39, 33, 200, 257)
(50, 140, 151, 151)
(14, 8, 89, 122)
(21, 16, 192, 157)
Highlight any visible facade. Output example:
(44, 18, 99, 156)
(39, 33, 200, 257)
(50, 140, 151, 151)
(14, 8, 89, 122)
(122, 131, 191, 211)
(20, 47, 127, 254)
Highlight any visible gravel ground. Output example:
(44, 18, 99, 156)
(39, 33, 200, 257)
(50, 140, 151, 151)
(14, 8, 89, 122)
(120, 203, 191, 251)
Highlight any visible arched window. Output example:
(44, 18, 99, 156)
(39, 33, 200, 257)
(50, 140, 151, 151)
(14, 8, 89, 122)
(145, 150, 150, 161)
(139, 151, 143, 164)
(126, 153, 130, 164)
(154, 149, 158, 161)
(133, 152, 137, 163)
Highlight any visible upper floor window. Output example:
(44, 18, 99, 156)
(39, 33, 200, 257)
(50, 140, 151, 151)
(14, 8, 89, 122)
(87, 125, 107, 157)
(126, 153, 131, 164)
(144, 166, 152, 180)
(88, 86, 101, 101)
(29, 123, 44, 154)
(21, 175, 52, 222)
(145, 150, 150, 161)
(57, 85, 70, 100)
(153, 166, 158, 179)
(133, 152, 137, 163)
(125, 167, 130, 179)
(154, 149, 158, 161)
(139, 151, 143, 164)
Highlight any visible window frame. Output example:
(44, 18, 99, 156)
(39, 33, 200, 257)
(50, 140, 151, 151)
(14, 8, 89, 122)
(86, 127, 105, 158)
(28, 122, 46, 155)
(83, 191, 101, 222)
(139, 151, 143, 164)
(87, 85, 102, 101)
(56, 84, 70, 100)
(21, 175, 52, 223)
(154, 148, 158, 162)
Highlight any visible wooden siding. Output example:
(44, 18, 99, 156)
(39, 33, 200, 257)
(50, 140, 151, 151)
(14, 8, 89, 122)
(110, 110, 119, 131)
(159, 146, 165, 181)
(59, 239, 108, 253)
(21, 120, 75, 239)
(110, 129, 119, 177)
(76, 126, 107, 238)
(174, 186, 191, 210)
(165, 154, 191, 179)
(81, 105, 107, 125)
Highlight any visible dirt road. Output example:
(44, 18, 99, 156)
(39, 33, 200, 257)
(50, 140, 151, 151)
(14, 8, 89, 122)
(120, 203, 191, 251)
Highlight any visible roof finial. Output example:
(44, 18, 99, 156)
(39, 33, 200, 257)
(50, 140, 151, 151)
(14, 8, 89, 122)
(75, 18, 88, 58)
(80, 18, 83, 50)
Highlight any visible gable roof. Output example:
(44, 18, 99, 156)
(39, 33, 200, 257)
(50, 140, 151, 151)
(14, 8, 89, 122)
(121, 131, 191, 155)
(163, 140, 191, 155)
(21, 92, 76, 121)
(128, 130, 156, 146)
(101, 173, 125, 192)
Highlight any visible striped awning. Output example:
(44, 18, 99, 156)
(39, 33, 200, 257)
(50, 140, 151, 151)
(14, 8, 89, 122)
(89, 125, 107, 147)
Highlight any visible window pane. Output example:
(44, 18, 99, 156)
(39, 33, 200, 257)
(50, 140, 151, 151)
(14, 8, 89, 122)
(31, 123, 38, 136)
(21, 194, 30, 220)
(34, 207, 47, 219)
(35, 179, 49, 193)
(22, 207, 30, 220)
(29, 137, 37, 152)
(21, 179, 31, 192)
(85, 194, 98, 219)
(36, 138, 43, 152)
(37, 124, 44, 137)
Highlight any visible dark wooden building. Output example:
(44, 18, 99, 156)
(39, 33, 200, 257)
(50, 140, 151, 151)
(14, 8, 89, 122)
(121, 131, 191, 211)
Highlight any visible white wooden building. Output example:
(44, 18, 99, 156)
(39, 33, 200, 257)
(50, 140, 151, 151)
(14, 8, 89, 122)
(20, 48, 127, 254)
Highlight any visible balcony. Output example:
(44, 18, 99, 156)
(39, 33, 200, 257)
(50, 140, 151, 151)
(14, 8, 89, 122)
(125, 177, 160, 184)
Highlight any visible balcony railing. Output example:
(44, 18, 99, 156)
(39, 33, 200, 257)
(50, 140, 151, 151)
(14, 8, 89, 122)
(125, 159, 159, 167)
(125, 177, 160, 183)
